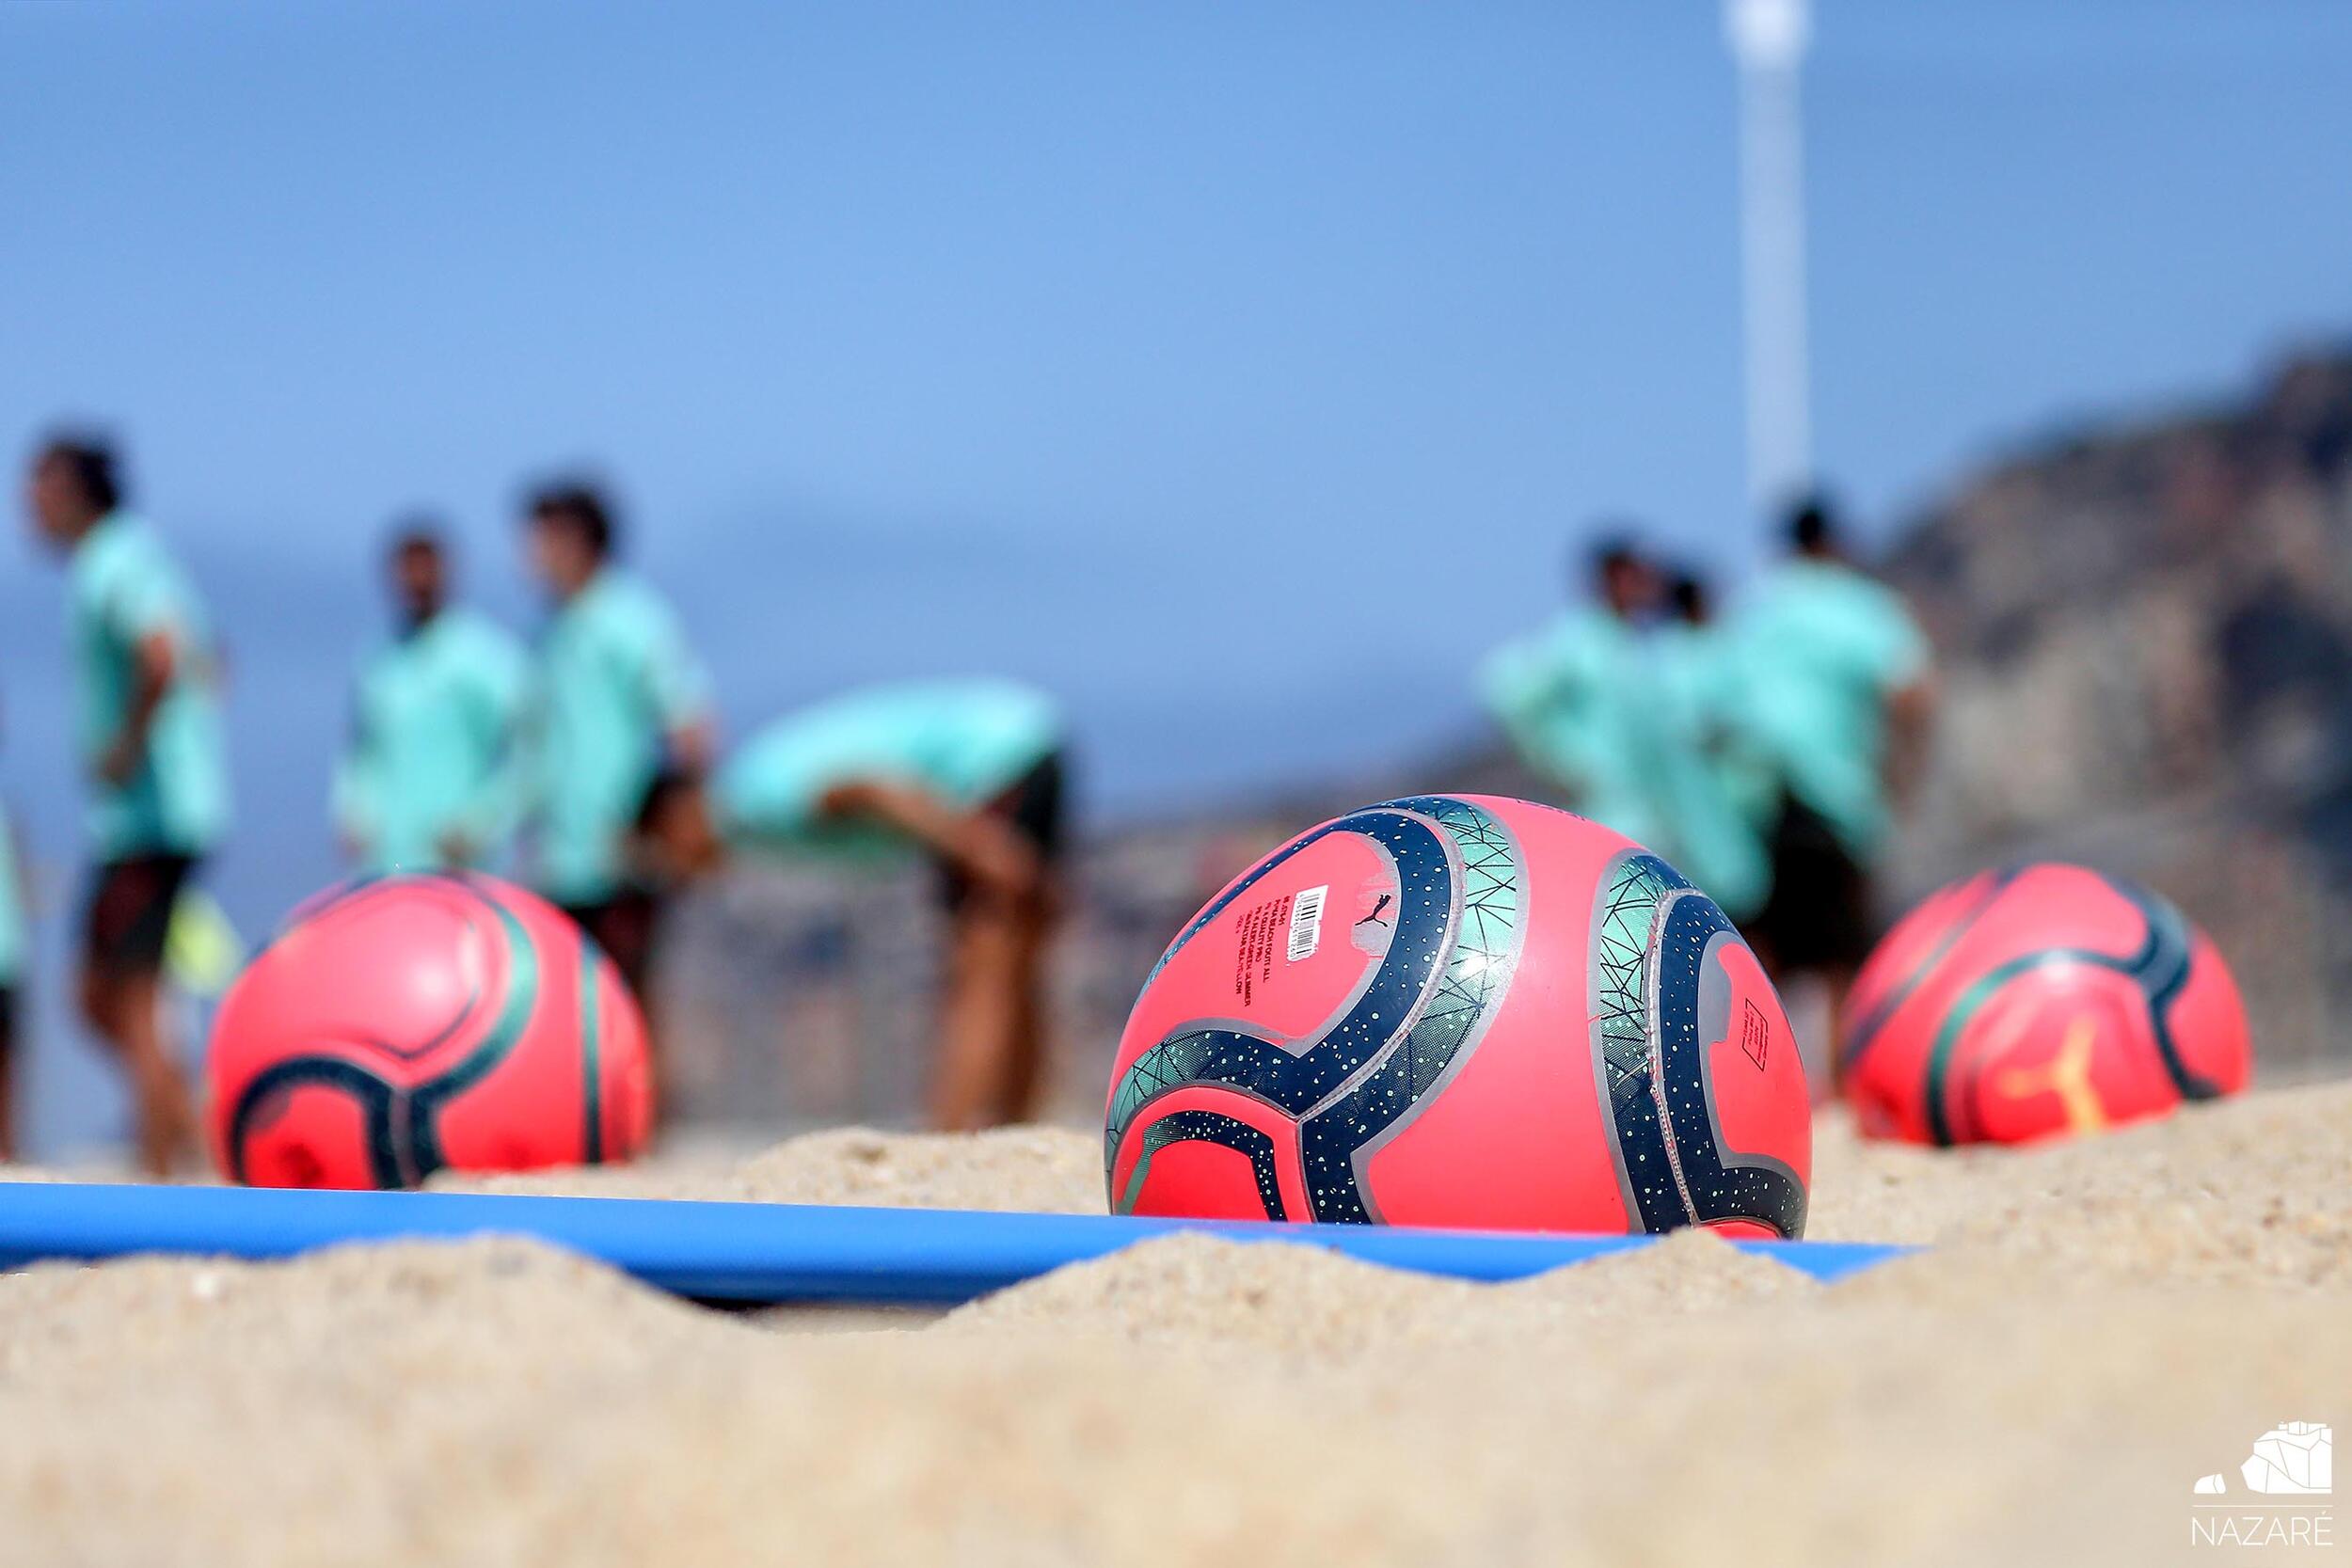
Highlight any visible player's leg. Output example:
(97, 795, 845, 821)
(80, 856, 200, 1175)
(1820, 963, 1860, 1067)
(1742, 791, 1802, 989)
(0, 986, 18, 1164)
(1814, 869, 1871, 1071)
(930, 753, 1064, 1130)
(1744, 793, 1830, 1093)
(1755, 793, 1873, 1095)
(997, 751, 1065, 1124)
(992, 894, 1054, 1125)
(113, 970, 198, 1176)
(931, 890, 1025, 1132)
(564, 889, 668, 1112)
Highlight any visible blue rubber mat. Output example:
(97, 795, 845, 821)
(0, 1181, 1909, 1304)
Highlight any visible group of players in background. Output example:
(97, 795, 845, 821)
(4, 434, 1071, 1172)
(1482, 499, 1935, 1066)
(0, 430, 1931, 1175)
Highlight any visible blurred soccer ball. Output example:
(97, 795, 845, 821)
(1840, 863, 2250, 1146)
(206, 872, 654, 1187)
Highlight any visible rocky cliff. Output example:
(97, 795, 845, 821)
(1880, 349, 2352, 1078)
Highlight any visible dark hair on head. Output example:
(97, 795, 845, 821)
(387, 515, 447, 559)
(633, 765, 701, 836)
(37, 432, 123, 515)
(1787, 492, 1840, 553)
(1666, 569, 1708, 622)
(527, 481, 616, 559)
(1580, 528, 1645, 585)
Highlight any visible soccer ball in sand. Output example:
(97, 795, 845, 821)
(1104, 795, 1812, 1239)
(1840, 863, 2250, 1147)
(206, 872, 654, 1187)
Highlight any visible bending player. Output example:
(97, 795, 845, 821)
(631, 678, 1066, 1132)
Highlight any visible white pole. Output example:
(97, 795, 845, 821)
(1725, 0, 1813, 521)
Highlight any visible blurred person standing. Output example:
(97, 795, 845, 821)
(1733, 496, 1934, 1052)
(333, 524, 531, 873)
(629, 677, 1067, 1131)
(1651, 570, 1772, 923)
(1479, 536, 1672, 851)
(24, 435, 230, 1175)
(521, 482, 713, 1022)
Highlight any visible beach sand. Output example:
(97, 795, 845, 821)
(3, 1085, 2346, 1566)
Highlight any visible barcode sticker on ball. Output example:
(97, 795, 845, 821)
(1286, 885, 1328, 962)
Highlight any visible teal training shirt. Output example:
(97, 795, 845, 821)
(0, 809, 24, 985)
(1730, 559, 1931, 861)
(334, 607, 532, 873)
(1478, 607, 1672, 852)
(532, 568, 712, 905)
(68, 513, 231, 860)
(716, 679, 1062, 862)
(1650, 622, 1772, 922)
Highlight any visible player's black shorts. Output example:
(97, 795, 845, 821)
(560, 885, 663, 1006)
(0, 985, 16, 1057)
(83, 853, 199, 981)
(937, 749, 1067, 915)
(1746, 793, 1873, 974)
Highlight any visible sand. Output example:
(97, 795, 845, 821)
(3, 1085, 2348, 1567)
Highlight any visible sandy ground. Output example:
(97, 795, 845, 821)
(2, 1087, 2347, 1567)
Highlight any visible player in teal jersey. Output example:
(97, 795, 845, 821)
(335, 526, 531, 873)
(1652, 570, 1773, 923)
(1732, 497, 1935, 1037)
(630, 678, 1067, 1131)
(26, 435, 229, 1174)
(522, 482, 714, 1022)
(1479, 536, 1676, 852)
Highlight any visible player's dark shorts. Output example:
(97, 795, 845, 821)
(0, 985, 16, 1057)
(83, 853, 199, 981)
(560, 885, 663, 1007)
(1746, 793, 1873, 974)
(937, 749, 1068, 915)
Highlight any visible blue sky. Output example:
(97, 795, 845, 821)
(2, 3, 2349, 1148)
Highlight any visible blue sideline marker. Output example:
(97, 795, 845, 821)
(0, 1181, 1909, 1306)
